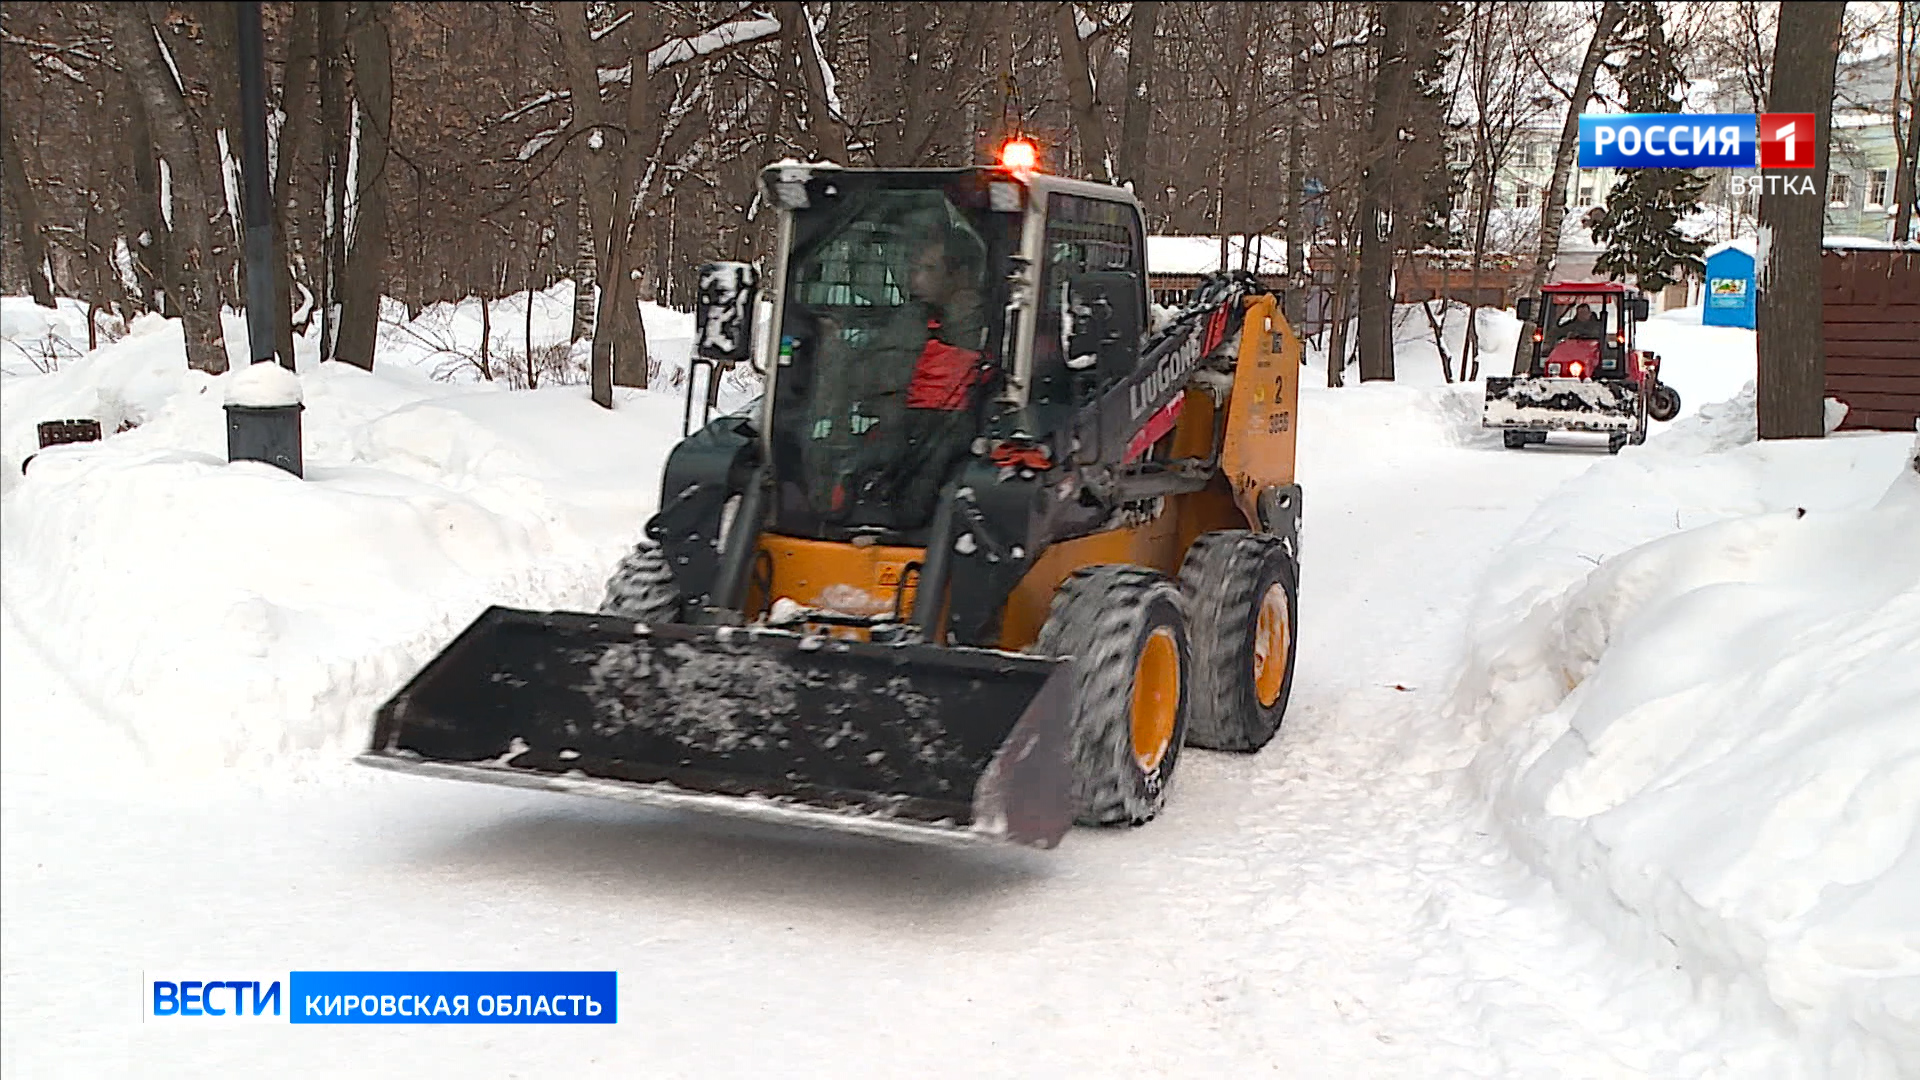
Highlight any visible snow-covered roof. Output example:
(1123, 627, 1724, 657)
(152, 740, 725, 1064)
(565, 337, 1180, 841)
(1821, 235, 1910, 250)
(1704, 239, 1756, 260)
(1147, 236, 1289, 276)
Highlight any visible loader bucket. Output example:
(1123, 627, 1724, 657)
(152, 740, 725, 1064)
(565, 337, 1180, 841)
(360, 607, 1076, 849)
(1483, 377, 1641, 433)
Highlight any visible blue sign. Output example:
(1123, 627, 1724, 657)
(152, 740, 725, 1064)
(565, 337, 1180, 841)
(1580, 114, 1756, 169)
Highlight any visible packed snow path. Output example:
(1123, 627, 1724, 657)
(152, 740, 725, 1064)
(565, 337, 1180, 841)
(5, 396, 1803, 1077)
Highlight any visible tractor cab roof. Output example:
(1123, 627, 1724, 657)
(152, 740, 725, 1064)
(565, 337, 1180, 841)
(1542, 281, 1636, 296)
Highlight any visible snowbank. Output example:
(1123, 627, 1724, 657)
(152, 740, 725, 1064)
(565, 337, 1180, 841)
(1450, 431, 1920, 1075)
(1, 301, 685, 782)
(0, 296, 101, 375)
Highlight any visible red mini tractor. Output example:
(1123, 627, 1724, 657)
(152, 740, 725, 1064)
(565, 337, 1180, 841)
(1483, 282, 1682, 454)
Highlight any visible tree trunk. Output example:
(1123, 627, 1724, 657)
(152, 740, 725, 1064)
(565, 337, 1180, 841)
(112, 1, 229, 373)
(571, 188, 596, 342)
(558, 2, 654, 404)
(1325, 274, 1350, 389)
(123, 93, 168, 315)
(334, 2, 392, 371)
(556, 3, 615, 405)
(777, 1, 848, 160)
(1, 114, 57, 308)
(1757, 1, 1845, 441)
(273, 2, 321, 367)
(316, 2, 349, 361)
(1283, 3, 1306, 334)
(1891, 4, 1917, 243)
(1119, 1, 1158, 197)
(1357, 1, 1414, 382)
(1512, 0, 1627, 374)
(1056, 3, 1114, 181)
(607, 7, 655, 391)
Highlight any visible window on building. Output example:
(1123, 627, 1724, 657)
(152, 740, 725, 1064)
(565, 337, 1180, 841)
(1578, 183, 1595, 205)
(1865, 168, 1890, 209)
(1513, 186, 1532, 209)
(1517, 144, 1537, 167)
(1828, 172, 1853, 208)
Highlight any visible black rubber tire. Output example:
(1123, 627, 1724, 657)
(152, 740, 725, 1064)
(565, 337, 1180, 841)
(1608, 433, 1628, 454)
(598, 541, 682, 624)
(1503, 430, 1528, 450)
(1649, 384, 1681, 422)
(1178, 531, 1299, 752)
(1034, 565, 1191, 827)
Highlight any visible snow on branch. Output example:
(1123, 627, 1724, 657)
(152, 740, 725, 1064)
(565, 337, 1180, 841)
(802, 6, 844, 120)
(593, 15, 780, 85)
(1075, 5, 1099, 41)
(517, 123, 567, 162)
(498, 89, 566, 124)
(590, 9, 632, 42)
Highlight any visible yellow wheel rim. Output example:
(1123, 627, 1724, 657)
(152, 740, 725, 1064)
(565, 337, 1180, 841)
(1253, 583, 1291, 708)
(1131, 627, 1180, 771)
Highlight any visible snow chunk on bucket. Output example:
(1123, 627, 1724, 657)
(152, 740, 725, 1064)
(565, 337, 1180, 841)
(226, 362, 303, 408)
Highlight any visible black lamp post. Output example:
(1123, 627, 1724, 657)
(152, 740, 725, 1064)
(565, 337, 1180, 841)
(227, 0, 305, 477)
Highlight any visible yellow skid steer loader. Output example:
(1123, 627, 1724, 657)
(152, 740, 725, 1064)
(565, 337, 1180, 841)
(361, 150, 1305, 849)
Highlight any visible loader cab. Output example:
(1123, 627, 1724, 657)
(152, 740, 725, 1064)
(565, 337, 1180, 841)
(1522, 284, 1649, 380)
(757, 165, 1023, 540)
(752, 164, 1148, 545)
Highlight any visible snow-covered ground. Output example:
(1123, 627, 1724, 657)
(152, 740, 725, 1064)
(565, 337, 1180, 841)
(3, 295, 1914, 1077)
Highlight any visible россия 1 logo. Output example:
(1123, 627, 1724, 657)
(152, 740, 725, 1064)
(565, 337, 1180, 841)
(1579, 113, 1817, 170)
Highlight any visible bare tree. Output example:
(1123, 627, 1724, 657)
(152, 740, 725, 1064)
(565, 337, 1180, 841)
(1, 105, 56, 307)
(556, 1, 652, 406)
(1357, 1, 1413, 383)
(1757, 1, 1847, 441)
(1458, 1, 1553, 380)
(1511, 0, 1629, 376)
(1056, 3, 1114, 182)
(271, 1, 319, 368)
(1118, 1, 1158, 196)
(335, 1, 392, 371)
(1892, 0, 1919, 242)
(111, 1, 229, 373)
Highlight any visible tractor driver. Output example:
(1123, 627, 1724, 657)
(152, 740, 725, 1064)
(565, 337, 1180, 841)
(1560, 301, 1605, 341)
(816, 227, 991, 525)
(889, 233, 990, 521)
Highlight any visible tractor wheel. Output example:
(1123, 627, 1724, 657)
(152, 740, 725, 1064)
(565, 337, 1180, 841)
(1649, 383, 1682, 422)
(1503, 430, 1532, 450)
(1178, 531, 1299, 752)
(1608, 433, 1628, 455)
(1035, 566, 1191, 826)
(599, 540, 682, 624)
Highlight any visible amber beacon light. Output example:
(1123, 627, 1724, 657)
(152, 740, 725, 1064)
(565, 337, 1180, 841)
(999, 137, 1039, 174)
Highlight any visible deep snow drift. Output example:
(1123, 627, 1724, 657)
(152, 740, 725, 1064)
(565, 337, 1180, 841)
(3, 294, 1915, 1077)
(2, 301, 688, 778)
(1447, 417, 1920, 1076)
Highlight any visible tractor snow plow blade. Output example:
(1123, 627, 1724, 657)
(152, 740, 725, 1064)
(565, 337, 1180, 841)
(1483, 377, 1640, 432)
(360, 607, 1076, 849)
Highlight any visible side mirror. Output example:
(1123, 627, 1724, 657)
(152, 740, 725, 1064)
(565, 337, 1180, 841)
(1515, 297, 1534, 322)
(696, 262, 759, 365)
(1628, 296, 1651, 322)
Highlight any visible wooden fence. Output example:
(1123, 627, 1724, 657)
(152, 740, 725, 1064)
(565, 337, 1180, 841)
(1822, 248, 1920, 432)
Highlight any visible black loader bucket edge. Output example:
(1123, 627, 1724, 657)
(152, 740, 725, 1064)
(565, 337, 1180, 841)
(1483, 377, 1639, 432)
(359, 607, 1076, 849)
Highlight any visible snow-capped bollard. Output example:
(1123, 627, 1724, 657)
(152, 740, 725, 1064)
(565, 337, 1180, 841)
(224, 361, 304, 478)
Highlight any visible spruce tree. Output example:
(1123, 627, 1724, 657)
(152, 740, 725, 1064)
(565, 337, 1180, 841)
(1591, 2, 1708, 294)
